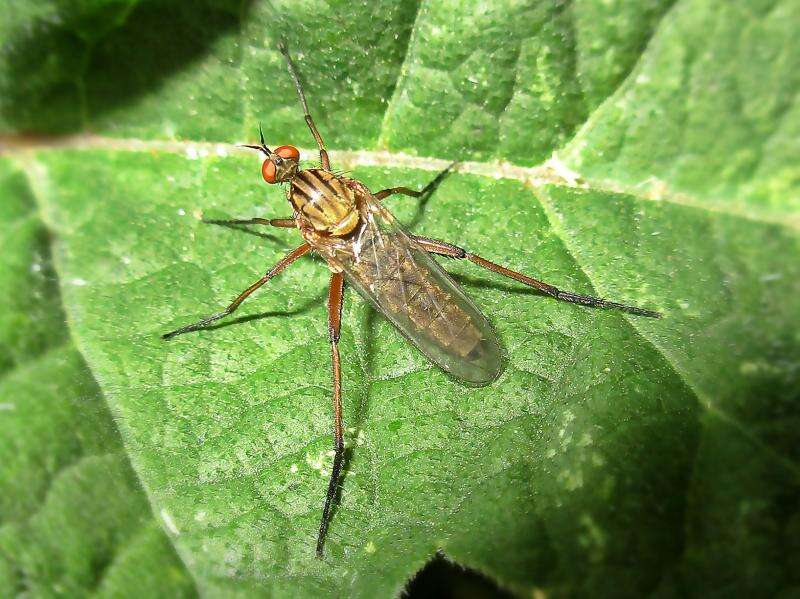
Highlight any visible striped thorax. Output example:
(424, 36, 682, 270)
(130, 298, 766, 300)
(289, 169, 360, 236)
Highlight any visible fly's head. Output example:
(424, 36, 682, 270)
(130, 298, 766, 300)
(261, 145, 300, 183)
(242, 125, 300, 184)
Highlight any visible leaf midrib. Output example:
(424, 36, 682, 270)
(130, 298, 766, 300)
(2, 134, 793, 230)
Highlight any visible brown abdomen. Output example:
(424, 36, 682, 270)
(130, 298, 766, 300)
(361, 244, 484, 359)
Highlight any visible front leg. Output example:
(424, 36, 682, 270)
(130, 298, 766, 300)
(279, 41, 330, 170)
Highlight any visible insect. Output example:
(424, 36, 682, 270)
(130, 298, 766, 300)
(162, 41, 661, 558)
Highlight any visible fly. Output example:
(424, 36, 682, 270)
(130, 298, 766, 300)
(162, 41, 661, 558)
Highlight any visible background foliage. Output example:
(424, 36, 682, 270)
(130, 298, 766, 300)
(1, 0, 798, 597)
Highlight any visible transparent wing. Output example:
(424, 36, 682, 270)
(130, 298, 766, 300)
(315, 189, 502, 384)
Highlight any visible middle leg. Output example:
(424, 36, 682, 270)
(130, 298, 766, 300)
(374, 186, 423, 201)
(412, 235, 661, 318)
(374, 162, 457, 201)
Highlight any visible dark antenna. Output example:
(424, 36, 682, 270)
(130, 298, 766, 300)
(240, 122, 272, 156)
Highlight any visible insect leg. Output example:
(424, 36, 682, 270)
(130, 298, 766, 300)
(412, 235, 661, 318)
(203, 217, 296, 228)
(278, 40, 330, 170)
(373, 162, 457, 201)
(317, 272, 345, 558)
(161, 242, 312, 340)
(374, 187, 423, 200)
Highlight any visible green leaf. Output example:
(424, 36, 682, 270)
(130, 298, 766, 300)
(0, 159, 68, 372)
(560, 0, 800, 223)
(0, 159, 196, 597)
(2, 0, 799, 597)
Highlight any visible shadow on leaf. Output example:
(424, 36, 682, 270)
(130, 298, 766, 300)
(204, 290, 327, 333)
(0, 0, 255, 133)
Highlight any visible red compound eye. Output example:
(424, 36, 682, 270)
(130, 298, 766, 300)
(262, 159, 277, 183)
(274, 145, 300, 160)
